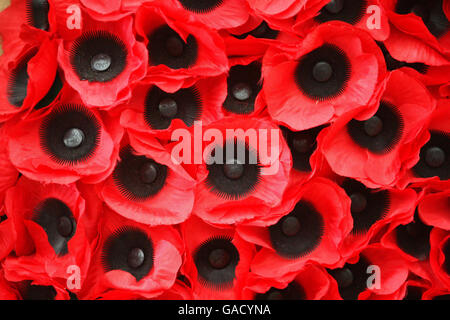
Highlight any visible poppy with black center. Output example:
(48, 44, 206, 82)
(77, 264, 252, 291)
(223, 62, 261, 115)
(25, 0, 49, 31)
(205, 140, 261, 200)
(32, 198, 76, 256)
(101, 226, 154, 282)
(412, 131, 450, 180)
(294, 44, 351, 100)
(113, 146, 168, 201)
(282, 125, 327, 172)
(177, 0, 224, 14)
(147, 25, 198, 70)
(255, 281, 306, 300)
(144, 85, 202, 130)
(7, 49, 38, 108)
(39, 104, 100, 165)
(194, 236, 239, 290)
(395, 209, 432, 260)
(231, 21, 279, 40)
(342, 179, 390, 235)
(377, 42, 429, 74)
(70, 30, 128, 83)
(328, 255, 371, 300)
(269, 200, 324, 259)
(315, 0, 368, 25)
(395, 0, 449, 38)
(347, 101, 404, 154)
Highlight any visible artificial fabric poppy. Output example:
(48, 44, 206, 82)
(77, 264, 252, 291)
(294, 0, 391, 41)
(264, 21, 385, 131)
(167, 0, 250, 30)
(326, 245, 409, 299)
(381, 0, 450, 63)
(398, 98, 450, 188)
(429, 228, 450, 288)
(193, 116, 292, 226)
(418, 189, 450, 230)
(237, 178, 352, 281)
(181, 216, 255, 299)
(120, 75, 226, 141)
(322, 70, 435, 188)
(57, 12, 147, 108)
(135, 2, 228, 92)
(2, 177, 91, 295)
(81, 207, 183, 299)
(98, 143, 196, 226)
(0, 39, 67, 122)
(242, 263, 340, 300)
(337, 178, 417, 260)
(7, 93, 123, 184)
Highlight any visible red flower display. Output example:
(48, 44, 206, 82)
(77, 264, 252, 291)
(0, 0, 448, 301)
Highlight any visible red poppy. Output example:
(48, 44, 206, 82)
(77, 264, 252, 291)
(120, 75, 226, 141)
(322, 70, 435, 188)
(338, 179, 417, 261)
(242, 263, 340, 300)
(264, 21, 386, 131)
(380, 0, 450, 62)
(237, 178, 352, 281)
(6, 92, 123, 184)
(81, 206, 183, 299)
(326, 244, 409, 299)
(429, 228, 450, 289)
(193, 116, 292, 226)
(135, 2, 229, 92)
(294, 0, 391, 41)
(57, 12, 147, 108)
(2, 176, 91, 296)
(0, 39, 68, 122)
(180, 216, 255, 299)
(397, 98, 450, 189)
(166, 0, 250, 30)
(97, 141, 196, 226)
(418, 189, 450, 230)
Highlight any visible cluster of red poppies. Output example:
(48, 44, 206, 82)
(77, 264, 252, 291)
(0, 0, 448, 300)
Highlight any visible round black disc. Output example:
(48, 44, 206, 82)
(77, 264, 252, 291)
(112, 146, 168, 201)
(39, 104, 101, 165)
(294, 44, 351, 100)
(70, 30, 128, 83)
(269, 200, 324, 259)
(194, 236, 239, 289)
(101, 226, 154, 281)
(32, 198, 76, 256)
(144, 85, 202, 129)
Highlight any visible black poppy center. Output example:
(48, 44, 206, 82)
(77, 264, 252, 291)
(113, 146, 168, 201)
(144, 85, 202, 130)
(255, 281, 306, 300)
(194, 237, 239, 289)
(148, 25, 198, 70)
(315, 0, 368, 25)
(347, 101, 404, 154)
(342, 179, 390, 234)
(177, 0, 224, 13)
(412, 131, 450, 180)
(7, 50, 37, 107)
(71, 31, 127, 83)
(396, 210, 432, 260)
(26, 0, 50, 31)
(332, 267, 354, 288)
(206, 140, 261, 200)
(158, 98, 178, 119)
(269, 200, 324, 259)
(294, 44, 351, 100)
(32, 198, 76, 256)
(224, 62, 262, 114)
(101, 227, 154, 281)
(40, 104, 100, 165)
